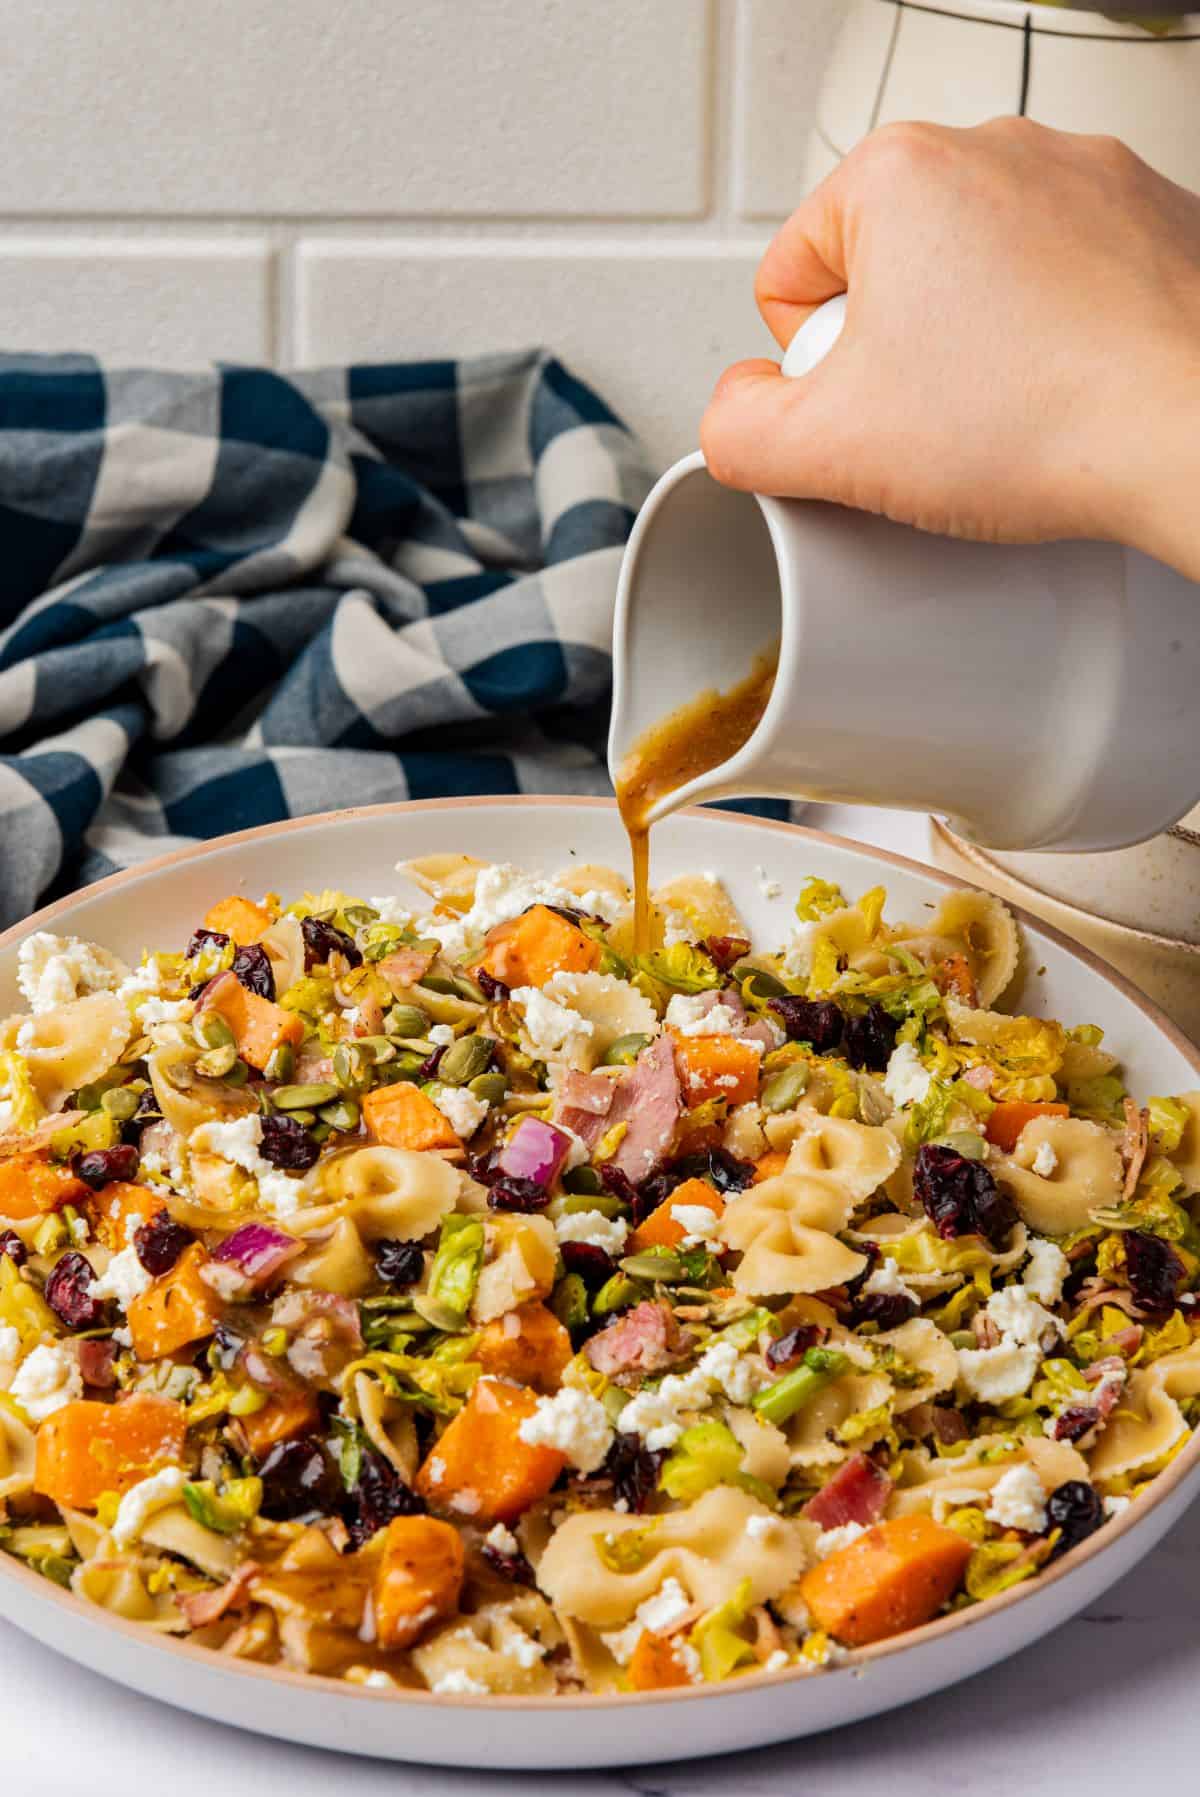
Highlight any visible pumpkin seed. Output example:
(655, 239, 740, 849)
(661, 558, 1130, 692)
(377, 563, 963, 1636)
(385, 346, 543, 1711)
(562, 1165, 603, 1197)
(100, 1086, 141, 1123)
(738, 965, 788, 1000)
(386, 1003, 430, 1040)
(309, 1121, 332, 1145)
(319, 1097, 361, 1132)
(224, 1059, 250, 1089)
(358, 1035, 398, 1065)
(760, 1062, 810, 1114)
(558, 1192, 624, 1219)
(286, 1110, 318, 1128)
(411, 1292, 468, 1333)
(333, 1041, 374, 1094)
(602, 1032, 651, 1067)
(342, 904, 378, 929)
(272, 1082, 340, 1111)
(194, 1011, 235, 1051)
(263, 1041, 295, 1084)
(931, 1130, 987, 1162)
(620, 1251, 686, 1282)
(592, 1274, 644, 1316)
(195, 1043, 238, 1079)
(438, 1035, 493, 1087)
(468, 1071, 508, 1108)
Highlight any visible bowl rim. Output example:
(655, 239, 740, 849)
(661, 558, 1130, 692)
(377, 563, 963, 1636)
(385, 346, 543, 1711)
(1, 793, 1197, 1712)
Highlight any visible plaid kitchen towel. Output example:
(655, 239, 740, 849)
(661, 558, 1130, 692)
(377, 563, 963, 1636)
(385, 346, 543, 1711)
(0, 349, 657, 927)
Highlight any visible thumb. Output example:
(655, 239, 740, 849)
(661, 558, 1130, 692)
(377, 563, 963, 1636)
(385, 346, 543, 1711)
(699, 356, 851, 500)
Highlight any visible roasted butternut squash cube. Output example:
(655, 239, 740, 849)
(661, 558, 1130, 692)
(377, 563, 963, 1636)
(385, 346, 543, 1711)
(373, 1515, 465, 1650)
(198, 969, 305, 1073)
(202, 895, 274, 945)
(628, 1630, 693, 1690)
(671, 1032, 762, 1108)
(798, 1514, 972, 1646)
(415, 1377, 564, 1525)
(0, 1154, 88, 1221)
(362, 1081, 460, 1152)
(474, 1301, 573, 1392)
(34, 1393, 187, 1510)
(127, 1242, 225, 1360)
(628, 1175, 724, 1254)
(240, 1382, 323, 1459)
(475, 904, 602, 990)
(95, 1180, 168, 1250)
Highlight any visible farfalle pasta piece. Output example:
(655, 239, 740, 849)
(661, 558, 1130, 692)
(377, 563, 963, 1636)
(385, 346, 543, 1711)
(651, 872, 748, 943)
(311, 1144, 461, 1242)
(471, 1213, 558, 1323)
(411, 1593, 564, 1696)
(995, 1115, 1123, 1235)
(783, 1107, 902, 1205)
(874, 1318, 959, 1414)
(537, 970, 659, 1071)
(343, 1370, 420, 1484)
(551, 863, 632, 914)
(71, 1550, 190, 1631)
(896, 890, 1019, 1006)
(258, 913, 306, 994)
(1168, 1091, 1200, 1194)
(1088, 1338, 1200, 1483)
(783, 1365, 894, 1470)
(718, 1175, 867, 1297)
(400, 853, 487, 910)
(149, 1043, 252, 1140)
(786, 902, 893, 983)
(537, 1486, 809, 1627)
(889, 1435, 1087, 1520)
(1, 991, 130, 1112)
(290, 1216, 376, 1297)
(141, 1504, 241, 1581)
(0, 1404, 36, 1500)
(725, 1403, 792, 1487)
(847, 1211, 1028, 1296)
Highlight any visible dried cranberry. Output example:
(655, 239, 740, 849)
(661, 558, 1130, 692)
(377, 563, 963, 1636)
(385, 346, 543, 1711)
(914, 1144, 1017, 1249)
(1123, 1230, 1186, 1315)
(597, 1161, 644, 1215)
(301, 915, 362, 970)
(74, 1143, 140, 1190)
(123, 1086, 163, 1144)
(843, 1239, 881, 1299)
(259, 1112, 320, 1172)
(842, 1003, 899, 1073)
(78, 1337, 118, 1388)
(481, 1541, 536, 1587)
(133, 1209, 194, 1277)
(44, 1251, 104, 1329)
(373, 1239, 424, 1287)
(417, 1045, 446, 1081)
(231, 942, 275, 1001)
(186, 926, 230, 959)
(1052, 1406, 1101, 1444)
(1045, 1480, 1104, 1558)
(342, 1446, 425, 1547)
(0, 1228, 27, 1267)
(603, 1432, 665, 1514)
(477, 969, 510, 1002)
(559, 1241, 615, 1287)
(257, 1436, 343, 1520)
(765, 1324, 823, 1369)
(768, 995, 844, 1054)
(487, 1176, 552, 1213)
(853, 1291, 918, 1330)
(188, 979, 212, 1002)
(703, 935, 751, 974)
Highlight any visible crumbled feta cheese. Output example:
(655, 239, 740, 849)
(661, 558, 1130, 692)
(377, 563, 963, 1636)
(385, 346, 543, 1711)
(136, 996, 190, 1028)
(662, 909, 693, 947)
(362, 1670, 396, 1690)
(0, 1323, 21, 1389)
(484, 1523, 520, 1557)
(956, 1340, 1041, 1405)
(427, 1024, 456, 1047)
(17, 931, 129, 1013)
(110, 1465, 188, 1545)
(9, 1341, 83, 1420)
(781, 921, 819, 981)
(754, 865, 782, 901)
(112, 1325, 133, 1349)
(1031, 1140, 1058, 1178)
(430, 1668, 490, 1695)
(1103, 1494, 1132, 1520)
(558, 1126, 590, 1172)
(1023, 1237, 1069, 1306)
(412, 863, 625, 966)
(986, 1285, 1058, 1348)
(619, 1341, 765, 1448)
(369, 896, 415, 927)
(496, 1621, 546, 1668)
(815, 1521, 867, 1559)
(601, 1576, 693, 1664)
(517, 1387, 613, 1473)
(883, 1041, 933, 1110)
(256, 1166, 309, 1218)
(986, 1464, 1047, 1534)
(117, 957, 169, 1000)
(554, 1209, 628, 1254)
(190, 1113, 265, 1171)
(86, 1244, 152, 1311)
(510, 985, 594, 1062)
(695, 1338, 767, 1405)
(763, 1649, 791, 1673)
(69, 1214, 89, 1244)
(863, 1256, 918, 1303)
(430, 1085, 488, 1140)
(746, 1513, 778, 1542)
(670, 1202, 723, 1246)
(664, 994, 741, 1038)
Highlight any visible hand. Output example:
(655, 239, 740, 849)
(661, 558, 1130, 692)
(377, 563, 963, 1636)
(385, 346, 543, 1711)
(700, 118, 1200, 580)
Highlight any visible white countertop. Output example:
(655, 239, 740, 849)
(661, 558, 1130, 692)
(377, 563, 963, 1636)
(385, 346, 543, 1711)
(5, 803, 1196, 1795)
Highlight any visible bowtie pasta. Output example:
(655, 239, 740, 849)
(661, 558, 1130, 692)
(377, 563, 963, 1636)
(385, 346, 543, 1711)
(0, 860, 1197, 1696)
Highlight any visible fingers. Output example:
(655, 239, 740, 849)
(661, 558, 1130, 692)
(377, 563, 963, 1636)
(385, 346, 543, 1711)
(754, 163, 854, 350)
(700, 358, 842, 498)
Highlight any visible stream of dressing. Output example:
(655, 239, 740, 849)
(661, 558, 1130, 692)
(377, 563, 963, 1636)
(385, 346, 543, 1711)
(614, 647, 779, 954)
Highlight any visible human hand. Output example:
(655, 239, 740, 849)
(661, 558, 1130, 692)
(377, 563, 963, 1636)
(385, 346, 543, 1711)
(700, 118, 1200, 579)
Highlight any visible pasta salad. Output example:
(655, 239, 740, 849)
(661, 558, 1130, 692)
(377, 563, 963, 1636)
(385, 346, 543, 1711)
(0, 855, 1197, 1696)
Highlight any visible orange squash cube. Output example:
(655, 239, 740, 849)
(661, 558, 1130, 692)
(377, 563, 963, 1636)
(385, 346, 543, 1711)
(95, 1180, 168, 1249)
(984, 1101, 1070, 1154)
(362, 1081, 461, 1152)
(798, 1514, 972, 1647)
(240, 1381, 323, 1459)
(474, 1301, 573, 1392)
(671, 1033, 763, 1108)
(628, 1630, 693, 1690)
(628, 1176, 724, 1254)
(127, 1242, 225, 1360)
(475, 904, 602, 990)
(752, 1150, 789, 1184)
(202, 895, 274, 945)
(0, 1154, 88, 1221)
(34, 1393, 187, 1510)
(373, 1515, 466, 1650)
(415, 1377, 565, 1525)
(198, 970, 305, 1073)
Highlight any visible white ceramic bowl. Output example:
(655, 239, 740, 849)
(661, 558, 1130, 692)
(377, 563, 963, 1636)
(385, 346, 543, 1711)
(2, 798, 1199, 1771)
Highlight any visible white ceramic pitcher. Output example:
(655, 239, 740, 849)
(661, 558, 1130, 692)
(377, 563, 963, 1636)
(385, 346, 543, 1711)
(607, 295, 1200, 853)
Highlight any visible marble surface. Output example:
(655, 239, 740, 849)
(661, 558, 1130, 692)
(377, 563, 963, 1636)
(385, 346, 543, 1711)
(4, 802, 1195, 1794)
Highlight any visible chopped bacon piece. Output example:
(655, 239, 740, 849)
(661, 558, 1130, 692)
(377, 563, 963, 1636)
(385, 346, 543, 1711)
(377, 946, 437, 994)
(604, 1036, 681, 1183)
(703, 936, 750, 974)
(961, 1064, 994, 1093)
(585, 1300, 689, 1381)
(176, 1560, 262, 1628)
(552, 1068, 616, 1148)
(1121, 1099, 1150, 1201)
(802, 1451, 893, 1531)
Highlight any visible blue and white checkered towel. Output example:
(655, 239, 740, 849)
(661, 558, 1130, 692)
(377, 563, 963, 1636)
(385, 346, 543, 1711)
(0, 349, 656, 926)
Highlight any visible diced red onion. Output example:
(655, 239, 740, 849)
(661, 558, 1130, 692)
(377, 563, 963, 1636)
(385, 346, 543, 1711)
(210, 1222, 303, 1289)
(496, 1116, 572, 1189)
